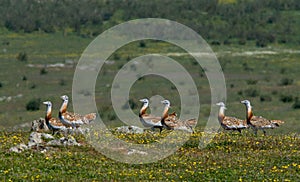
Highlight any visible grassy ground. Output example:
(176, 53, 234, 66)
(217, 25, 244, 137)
(0, 129, 299, 181)
(0, 31, 299, 180)
(0, 31, 299, 132)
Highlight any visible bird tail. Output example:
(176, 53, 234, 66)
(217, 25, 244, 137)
(185, 118, 197, 127)
(271, 120, 284, 126)
(83, 113, 97, 124)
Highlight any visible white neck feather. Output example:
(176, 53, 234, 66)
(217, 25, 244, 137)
(60, 99, 68, 112)
(219, 106, 225, 117)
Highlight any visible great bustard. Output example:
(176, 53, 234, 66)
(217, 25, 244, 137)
(139, 98, 166, 132)
(43, 101, 66, 134)
(59, 95, 96, 129)
(241, 100, 284, 135)
(160, 100, 197, 133)
(216, 102, 248, 133)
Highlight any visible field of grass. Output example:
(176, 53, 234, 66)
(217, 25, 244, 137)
(0, 130, 299, 181)
(0, 31, 299, 180)
(0, 31, 299, 132)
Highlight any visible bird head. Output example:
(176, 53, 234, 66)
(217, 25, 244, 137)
(216, 102, 226, 109)
(60, 95, 69, 101)
(161, 100, 171, 107)
(241, 100, 251, 107)
(139, 98, 149, 104)
(43, 101, 52, 107)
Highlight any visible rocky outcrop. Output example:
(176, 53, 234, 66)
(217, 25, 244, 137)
(47, 137, 81, 146)
(116, 126, 144, 134)
(9, 143, 28, 153)
(9, 132, 81, 153)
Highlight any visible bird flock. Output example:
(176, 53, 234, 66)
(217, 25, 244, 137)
(43, 95, 96, 134)
(139, 98, 197, 133)
(217, 100, 285, 135)
(42, 96, 284, 136)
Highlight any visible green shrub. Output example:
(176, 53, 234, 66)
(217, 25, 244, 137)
(26, 98, 41, 111)
(171, 85, 177, 90)
(260, 95, 272, 102)
(244, 88, 259, 97)
(256, 39, 267, 47)
(128, 98, 137, 109)
(16, 52, 28, 62)
(279, 78, 293, 86)
(122, 98, 138, 110)
(242, 63, 253, 71)
(238, 90, 243, 96)
(272, 90, 278, 95)
(40, 68, 48, 75)
(292, 97, 300, 109)
(280, 95, 293, 103)
(59, 79, 66, 86)
(238, 39, 246, 45)
(107, 111, 117, 121)
(223, 39, 231, 45)
(139, 41, 146, 48)
(280, 68, 287, 74)
(246, 79, 258, 85)
(113, 53, 120, 60)
(211, 40, 221, 45)
(30, 84, 36, 89)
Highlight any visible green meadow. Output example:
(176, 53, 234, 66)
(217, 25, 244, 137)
(0, 130, 299, 181)
(0, 30, 299, 181)
(0, 31, 299, 133)
(1, 0, 300, 180)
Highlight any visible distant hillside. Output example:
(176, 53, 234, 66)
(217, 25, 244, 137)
(0, 0, 299, 46)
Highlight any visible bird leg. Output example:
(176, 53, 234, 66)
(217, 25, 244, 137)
(237, 128, 242, 133)
(152, 126, 163, 133)
(263, 130, 266, 136)
(253, 128, 258, 136)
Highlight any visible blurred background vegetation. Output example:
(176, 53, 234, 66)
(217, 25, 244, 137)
(0, 0, 299, 132)
(0, 0, 299, 46)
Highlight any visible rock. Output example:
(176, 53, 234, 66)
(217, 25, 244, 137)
(46, 139, 60, 146)
(9, 143, 28, 153)
(31, 118, 49, 132)
(29, 132, 43, 144)
(47, 137, 81, 146)
(41, 133, 54, 140)
(28, 132, 43, 147)
(127, 149, 148, 155)
(27, 142, 36, 148)
(116, 126, 144, 134)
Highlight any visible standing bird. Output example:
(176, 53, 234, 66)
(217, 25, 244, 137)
(59, 95, 96, 129)
(216, 102, 248, 133)
(160, 100, 197, 133)
(241, 100, 284, 135)
(43, 101, 66, 134)
(139, 98, 165, 132)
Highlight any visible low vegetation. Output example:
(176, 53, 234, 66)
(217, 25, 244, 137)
(0, 0, 300, 46)
(0, 1, 299, 180)
(0, 130, 299, 181)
